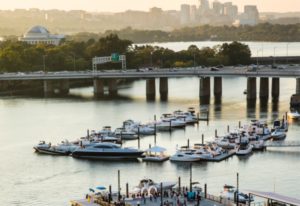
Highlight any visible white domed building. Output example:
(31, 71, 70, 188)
(19, 25, 65, 46)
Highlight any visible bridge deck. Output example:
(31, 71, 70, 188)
(1, 66, 300, 81)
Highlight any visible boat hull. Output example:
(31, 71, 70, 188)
(72, 151, 144, 160)
(34, 147, 70, 155)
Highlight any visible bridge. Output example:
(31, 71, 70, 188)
(265, 141, 300, 148)
(1, 66, 300, 101)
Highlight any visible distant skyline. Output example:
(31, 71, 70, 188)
(0, 0, 299, 13)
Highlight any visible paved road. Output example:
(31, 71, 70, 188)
(1, 65, 300, 81)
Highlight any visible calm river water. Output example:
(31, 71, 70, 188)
(1, 41, 300, 205)
(1, 76, 300, 205)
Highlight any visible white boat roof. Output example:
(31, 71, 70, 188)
(147, 146, 167, 153)
(246, 190, 300, 206)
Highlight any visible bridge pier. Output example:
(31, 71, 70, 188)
(146, 78, 156, 101)
(214, 77, 222, 97)
(93, 79, 104, 97)
(43, 80, 54, 96)
(108, 79, 118, 96)
(199, 77, 211, 98)
(259, 77, 269, 100)
(159, 77, 168, 101)
(59, 79, 69, 94)
(247, 77, 257, 100)
(271, 78, 280, 100)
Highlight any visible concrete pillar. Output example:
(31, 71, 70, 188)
(146, 78, 156, 100)
(214, 77, 222, 97)
(259, 77, 269, 99)
(247, 77, 256, 100)
(199, 77, 211, 98)
(43, 80, 54, 96)
(271, 78, 280, 99)
(59, 79, 69, 94)
(296, 78, 300, 94)
(93, 79, 104, 97)
(159, 77, 168, 101)
(108, 79, 118, 96)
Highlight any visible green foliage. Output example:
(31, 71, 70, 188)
(0, 34, 251, 72)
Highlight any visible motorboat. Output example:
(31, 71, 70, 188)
(132, 178, 177, 194)
(71, 142, 144, 160)
(33, 140, 51, 151)
(98, 126, 114, 136)
(272, 119, 288, 132)
(250, 140, 265, 151)
(114, 128, 137, 140)
(170, 147, 201, 162)
(220, 185, 254, 203)
(287, 110, 300, 120)
(34, 140, 78, 155)
(123, 120, 155, 136)
(236, 143, 253, 156)
(160, 113, 186, 128)
(143, 146, 169, 162)
(173, 110, 198, 124)
(271, 129, 286, 141)
(215, 135, 236, 149)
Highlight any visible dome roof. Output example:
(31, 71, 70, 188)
(24, 25, 50, 38)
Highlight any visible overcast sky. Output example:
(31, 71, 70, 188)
(0, 0, 299, 13)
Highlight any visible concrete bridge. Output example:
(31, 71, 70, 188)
(1, 66, 300, 102)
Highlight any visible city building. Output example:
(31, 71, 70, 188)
(239, 5, 259, 25)
(190, 5, 198, 22)
(180, 4, 190, 25)
(212, 1, 223, 16)
(18, 25, 65, 45)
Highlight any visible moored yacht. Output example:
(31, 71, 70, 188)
(271, 129, 286, 141)
(160, 113, 186, 128)
(287, 110, 300, 120)
(170, 147, 201, 162)
(34, 140, 78, 155)
(71, 142, 144, 160)
(132, 178, 177, 194)
(236, 143, 253, 156)
(123, 120, 155, 135)
(114, 127, 137, 140)
(220, 185, 254, 203)
(173, 110, 198, 124)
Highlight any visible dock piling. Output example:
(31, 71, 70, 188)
(239, 121, 241, 128)
(215, 129, 217, 138)
(178, 176, 181, 193)
(109, 185, 112, 203)
(202, 134, 204, 144)
(204, 183, 207, 198)
(227, 125, 230, 133)
(187, 139, 190, 148)
(160, 182, 163, 206)
(126, 183, 129, 198)
(118, 170, 121, 201)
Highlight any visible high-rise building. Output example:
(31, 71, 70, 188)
(190, 5, 197, 22)
(239, 5, 259, 25)
(223, 2, 238, 19)
(212, 1, 223, 15)
(180, 4, 190, 24)
(199, 0, 210, 15)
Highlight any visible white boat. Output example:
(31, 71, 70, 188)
(132, 178, 177, 194)
(143, 146, 169, 162)
(34, 140, 78, 155)
(273, 119, 288, 132)
(236, 143, 253, 156)
(123, 120, 155, 135)
(173, 110, 198, 124)
(215, 136, 236, 149)
(287, 110, 300, 119)
(33, 140, 51, 151)
(98, 126, 114, 136)
(220, 185, 254, 203)
(72, 142, 144, 160)
(250, 140, 265, 151)
(114, 128, 137, 140)
(160, 113, 186, 128)
(271, 129, 286, 141)
(170, 148, 201, 162)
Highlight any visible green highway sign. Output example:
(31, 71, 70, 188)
(111, 53, 120, 62)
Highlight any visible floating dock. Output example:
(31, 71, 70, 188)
(200, 149, 236, 162)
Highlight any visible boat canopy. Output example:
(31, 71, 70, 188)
(147, 146, 167, 153)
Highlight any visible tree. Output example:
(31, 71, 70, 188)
(219, 41, 251, 65)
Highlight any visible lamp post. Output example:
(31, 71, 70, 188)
(273, 47, 277, 66)
(286, 43, 290, 65)
(256, 49, 261, 67)
(43, 55, 47, 73)
(150, 51, 153, 67)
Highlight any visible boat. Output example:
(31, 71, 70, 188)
(143, 146, 169, 162)
(170, 147, 201, 162)
(215, 135, 236, 149)
(33, 140, 51, 151)
(114, 127, 137, 140)
(271, 129, 286, 141)
(287, 110, 300, 119)
(272, 119, 288, 132)
(98, 126, 115, 136)
(173, 110, 198, 124)
(132, 178, 177, 194)
(250, 140, 265, 151)
(71, 142, 144, 160)
(34, 140, 78, 155)
(160, 113, 186, 128)
(123, 120, 155, 135)
(236, 143, 253, 156)
(220, 185, 254, 203)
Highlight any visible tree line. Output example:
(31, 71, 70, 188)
(0, 34, 251, 72)
(69, 23, 300, 43)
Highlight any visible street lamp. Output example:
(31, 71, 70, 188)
(273, 47, 277, 66)
(150, 51, 153, 67)
(256, 49, 262, 66)
(43, 55, 47, 73)
(286, 43, 290, 65)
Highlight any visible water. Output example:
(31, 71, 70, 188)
(1, 76, 300, 205)
(138, 41, 300, 57)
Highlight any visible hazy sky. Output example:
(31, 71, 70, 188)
(0, 0, 299, 13)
